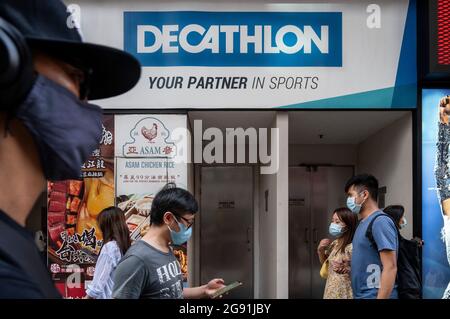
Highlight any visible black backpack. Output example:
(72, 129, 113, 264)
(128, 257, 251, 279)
(365, 213, 422, 299)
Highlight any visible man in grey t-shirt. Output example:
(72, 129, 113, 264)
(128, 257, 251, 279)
(113, 240, 184, 299)
(113, 184, 225, 299)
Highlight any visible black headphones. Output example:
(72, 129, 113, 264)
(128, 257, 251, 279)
(0, 17, 33, 111)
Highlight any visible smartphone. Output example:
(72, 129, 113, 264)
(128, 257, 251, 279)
(211, 281, 243, 299)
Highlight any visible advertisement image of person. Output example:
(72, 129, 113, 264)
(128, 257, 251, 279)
(346, 174, 398, 299)
(0, 0, 140, 298)
(434, 94, 450, 299)
(317, 207, 358, 299)
(85, 207, 131, 299)
(112, 184, 226, 299)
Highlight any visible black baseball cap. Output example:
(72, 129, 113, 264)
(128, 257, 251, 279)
(0, 0, 141, 100)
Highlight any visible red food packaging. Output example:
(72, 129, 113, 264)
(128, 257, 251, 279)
(48, 201, 66, 213)
(48, 213, 65, 226)
(50, 191, 66, 203)
(48, 224, 65, 242)
(69, 180, 83, 196)
(70, 197, 81, 213)
(66, 227, 75, 236)
(52, 181, 67, 193)
(127, 223, 138, 232)
(66, 215, 77, 225)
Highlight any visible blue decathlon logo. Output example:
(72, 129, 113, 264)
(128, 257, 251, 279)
(123, 11, 342, 67)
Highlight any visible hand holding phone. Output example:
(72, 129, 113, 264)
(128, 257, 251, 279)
(211, 281, 243, 299)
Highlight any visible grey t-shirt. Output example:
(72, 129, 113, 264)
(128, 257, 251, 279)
(112, 240, 183, 299)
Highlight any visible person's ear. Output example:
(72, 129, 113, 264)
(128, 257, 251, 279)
(163, 212, 174, 225)
(361, 190, 369, 200)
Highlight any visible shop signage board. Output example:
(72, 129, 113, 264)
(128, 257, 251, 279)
(75, 0, 417, 109)
(114, 114, 188, 242)
(114, 114, 189, 281)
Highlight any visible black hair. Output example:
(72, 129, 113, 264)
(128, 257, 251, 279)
(150, 183, 198, 226)
(334, 207, 358, 254)
(344, 174, 379, 201)
(383, 205, 405, 229)
(97, 206, 131, 255)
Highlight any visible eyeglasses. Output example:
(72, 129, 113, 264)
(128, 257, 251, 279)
(176, 215, 195, 230)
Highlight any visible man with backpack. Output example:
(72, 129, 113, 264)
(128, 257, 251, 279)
(345, 174, 398, 299)
(382, 205, 422, 299)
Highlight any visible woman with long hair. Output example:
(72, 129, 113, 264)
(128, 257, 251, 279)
(85, 206, 131, 299)
(317, 207, 358, 299)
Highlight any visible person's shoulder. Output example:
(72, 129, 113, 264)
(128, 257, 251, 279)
(102, 240, 121, 255)
(119, 248, 146, 267)
(372, 212, 396, 229)
(0, 260, 44, 298)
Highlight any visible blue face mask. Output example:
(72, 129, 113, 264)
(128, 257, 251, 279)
(346, 192, 365, 214)
(14, 75, 103, 180)
(168, 216, 192, 245)
(400, 217, 407, 229)
(329, 223, 344, 237)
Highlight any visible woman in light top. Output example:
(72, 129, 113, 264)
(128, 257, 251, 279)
(317, 207, 358, 299)
(85, 206, 131, 299)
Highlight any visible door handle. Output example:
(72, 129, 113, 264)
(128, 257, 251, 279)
(246, 227, 251, 244)
(304, 228, 309, 243)
(313, 228, 318, 243)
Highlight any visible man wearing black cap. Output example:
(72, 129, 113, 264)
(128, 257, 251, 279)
(0, 0, 140, 298)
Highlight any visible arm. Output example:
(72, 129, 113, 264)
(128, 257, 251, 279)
(183, 286, 207, 299)
(183, 278, 225, 299)
(377, 250, 397, 299)
(332, 244, 352, 275)
(85, 246, 115, 299)
(317, 239, 332, 264)
(372, 217, 399, 299)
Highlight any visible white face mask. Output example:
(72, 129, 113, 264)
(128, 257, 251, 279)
(346, 192, 366, 214)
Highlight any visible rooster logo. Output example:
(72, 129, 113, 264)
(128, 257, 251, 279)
(141, 123, 158, 143)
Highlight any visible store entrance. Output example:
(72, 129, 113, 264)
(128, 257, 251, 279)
(288, 110, 413, 299)
(289, 165, 353, 298)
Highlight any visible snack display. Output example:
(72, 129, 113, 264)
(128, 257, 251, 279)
(173, 245, 188, 281)
(47, 179, 97, 256)
(117, 194, 154, 241)
(135, 197, 152, 216)
(47, 181, 68, 245)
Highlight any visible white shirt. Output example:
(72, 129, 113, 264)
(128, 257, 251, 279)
(86, 240, 122, 299)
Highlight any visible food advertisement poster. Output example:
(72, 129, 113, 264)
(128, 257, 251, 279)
(114, 114, 188, 281)
(422, 89, 450, 299)
(47, 115, 115, 298)
(47, 114, 190, 296)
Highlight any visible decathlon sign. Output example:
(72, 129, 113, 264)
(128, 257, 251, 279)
(124, 11, 342, 67)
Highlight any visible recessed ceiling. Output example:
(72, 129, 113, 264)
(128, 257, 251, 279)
(188, 110, 411, 145)
(188, 111, 276, 132)
(289, 111, 410, 144)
